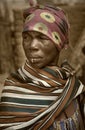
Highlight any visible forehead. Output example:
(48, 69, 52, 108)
(22, 31, 49, 38)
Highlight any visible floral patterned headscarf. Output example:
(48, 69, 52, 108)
(23, 4, 70, 51)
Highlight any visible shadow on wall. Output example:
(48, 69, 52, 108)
(0, 1, 85, 85)
(79, 46, 85, 85)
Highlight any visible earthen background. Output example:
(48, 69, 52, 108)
(0, 0, 85, 96)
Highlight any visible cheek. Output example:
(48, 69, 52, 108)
(22, 43, 30, 58)
(23, 41, 30, 51)
(42, 45, 54, 55)
(43, 46, 57, 60)
(41, 49, 52, 62)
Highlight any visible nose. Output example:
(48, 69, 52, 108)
(30, 38, 39, 51)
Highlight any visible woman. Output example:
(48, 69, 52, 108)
(0, 1, 85, 130)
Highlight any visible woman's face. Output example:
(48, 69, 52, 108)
(22, 31, 59, 68)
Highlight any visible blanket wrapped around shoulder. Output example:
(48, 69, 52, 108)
(0, 60, 84, 130)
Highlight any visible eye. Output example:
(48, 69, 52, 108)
(23, 33, 32, 41)
(23, 34, 28, 39)
(39, 35, 50, 40)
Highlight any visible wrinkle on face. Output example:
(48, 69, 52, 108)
(22, 31, 59, 68)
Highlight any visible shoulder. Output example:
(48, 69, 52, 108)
(4, 69, 25, 86)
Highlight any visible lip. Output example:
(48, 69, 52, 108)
(29, 55, 43, 59)
(29, 57, 42, 63)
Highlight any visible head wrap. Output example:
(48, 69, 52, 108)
(23, 3, 70, 51)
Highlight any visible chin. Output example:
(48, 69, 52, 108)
(33, 64, 43, 69)
(30, 63, 45, 69)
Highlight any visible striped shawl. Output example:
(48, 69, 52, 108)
(0, 60, 84, 130)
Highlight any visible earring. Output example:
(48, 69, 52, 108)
(64, 44, 68, 50)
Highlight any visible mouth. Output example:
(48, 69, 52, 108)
(29, 57, 42, 63)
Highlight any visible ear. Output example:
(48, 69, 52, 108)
(28, 0, 38, 7)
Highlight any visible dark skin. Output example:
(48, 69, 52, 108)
(22, 31, 59, 68)
(22, 31, 84, 124)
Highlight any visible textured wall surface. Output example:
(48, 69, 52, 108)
(0, 1, 85, 94)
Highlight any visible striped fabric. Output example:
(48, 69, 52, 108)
(49, 100, 84, 130)
(0, 60, 84, 130)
